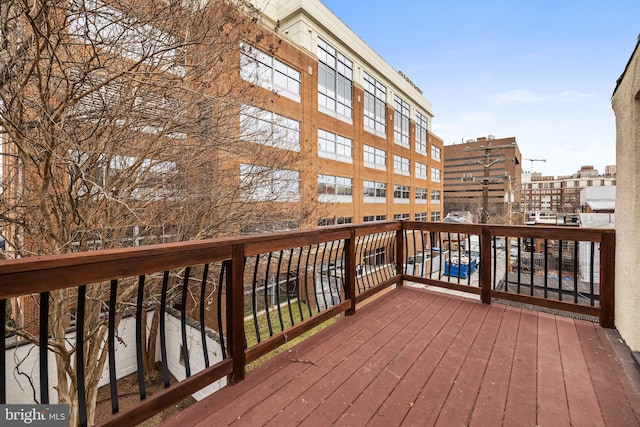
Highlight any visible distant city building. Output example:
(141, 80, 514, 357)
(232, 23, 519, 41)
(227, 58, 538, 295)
(521, 165, 616, 218)
(443, 136, 522, 223)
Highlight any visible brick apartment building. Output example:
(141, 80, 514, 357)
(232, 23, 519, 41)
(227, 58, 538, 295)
(250, 0, 444, 228)
(521, 165, 616, 218)
(443, 136, 522, 223)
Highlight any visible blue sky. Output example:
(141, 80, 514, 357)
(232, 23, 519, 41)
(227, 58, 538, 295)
(320, 0, 639, 177)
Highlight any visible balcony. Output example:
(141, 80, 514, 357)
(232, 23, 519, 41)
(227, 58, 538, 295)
(0, 221, 637, 426)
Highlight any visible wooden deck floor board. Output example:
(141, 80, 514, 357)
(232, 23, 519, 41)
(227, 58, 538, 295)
(160, 286, 640, 427)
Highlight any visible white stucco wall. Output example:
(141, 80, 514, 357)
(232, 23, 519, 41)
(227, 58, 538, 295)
(612, 37, 640, 352)
(5, 312, 225, 404)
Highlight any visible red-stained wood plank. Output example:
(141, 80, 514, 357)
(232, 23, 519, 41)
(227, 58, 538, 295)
(266, 290, 444, 426)
(336, 294, 465, 425)
(433, 303, 506, 426)
(164, 286, 418, 427)
(367, 298, 478, 426)
(160, 287, 640, 427)
(298, 293, 449, 426)
(220, 289, 426, 425)
(555, 315, 605, 426)
(536, 312, 570, 427)
(502, 309, 538, 426)
(401, 301, 492, 426)
(575, 321, 640, 426)
(468, 305, 521, 427)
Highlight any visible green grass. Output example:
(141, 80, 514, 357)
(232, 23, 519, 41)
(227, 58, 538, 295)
(244, 303, 337, 371)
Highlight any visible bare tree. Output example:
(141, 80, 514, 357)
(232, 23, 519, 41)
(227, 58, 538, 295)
(0, 0, 319, 424)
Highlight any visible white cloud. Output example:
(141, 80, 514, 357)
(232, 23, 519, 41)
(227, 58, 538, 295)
(489, 89, 594, 105)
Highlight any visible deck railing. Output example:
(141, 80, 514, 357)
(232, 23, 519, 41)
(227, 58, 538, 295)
(0, 221, 614, 426)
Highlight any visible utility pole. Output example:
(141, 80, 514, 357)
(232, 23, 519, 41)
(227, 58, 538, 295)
(461, 142, 516, 223)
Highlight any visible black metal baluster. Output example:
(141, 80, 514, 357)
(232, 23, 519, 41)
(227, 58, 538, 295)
(318, 242, 330, 310)
(375, 234, 386, 284)
(159, 271, 170, 387)
(76, 285, 88, 427)
(200, 264, 210, 368)
(304, 246, 314, 316)
(467, 234, 476, 286)
(180, 268, 191, 377)
(217, 262, 228, 359)
(457, 234, 462, 284)
(504, 236, 509, 290)
(517, 238, 522, 294)
(264, 253, 274, 336)
(590, 242, 596, 306)
(544, 239, 549, 299)
(419, 230, 426, 277)
(530, 238, 535, 296)
(284, 248, 295, 326)
(362, 234, 373, 289)
(108, 280, 119, 413)
(251, 255, 261, 344)
(39, 291, 49, 404)
(294, 247, 305, 321)
(558, 240, 563, 301)
(311, 244, 321, 312)
(573, 240, 579, 304)
(437, 232, 443, 280)
(355, 237, 364, 293)
(0, 299, 5, 404)
(136, 275, 147, 398)
(325, 241, 336, 306)
(274, 251, 285, 331)
(336, 240, 346, 300)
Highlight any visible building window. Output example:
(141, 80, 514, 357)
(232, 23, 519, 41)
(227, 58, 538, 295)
(318, 129, 352, 163)
(318, 38, 353, 122)
(363, 181, 387, 203)
(415, 111, 428, 154)
(363, 72, 387, 137)
(363, 215, 386, 222)
(318, 174, 352, 202)
(415, 162, 427, 179)
(431, 145, 441, 161)
(415, 212, 427, 221)
(415, 187, 427, 203)
(69, 0, 185, 76)
(394, 155, 410, 176)
(318, 217, 353, 227)
(240, 104, 300, 152)
(431, 167, 441, 182)
(393, 213, 410, 220)
(363, 145, 386, 170)
(394, 184, 410, 203)
(240, 42, 301, 102)
(240, 164, 300, 202)
(431, 190, 441, 203)
(394, 95, 410, 147)
(431, 211, 441, 221)
(363, 247, 386, 266)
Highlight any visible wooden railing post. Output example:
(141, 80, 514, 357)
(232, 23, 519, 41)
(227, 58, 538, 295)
(480, 226, 492, 304)
(599, 232, 615, 328)
(396, 224, 404, 285)
(345, 229, 357, 315)
(228, 245, 246, 383)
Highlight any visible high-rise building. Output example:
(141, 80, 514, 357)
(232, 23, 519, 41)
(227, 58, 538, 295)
(443, 136, 522, 223)
(249, 0, 444, 229)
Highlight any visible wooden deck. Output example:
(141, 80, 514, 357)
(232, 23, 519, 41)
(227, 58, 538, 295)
(162, 286, 640, 426)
